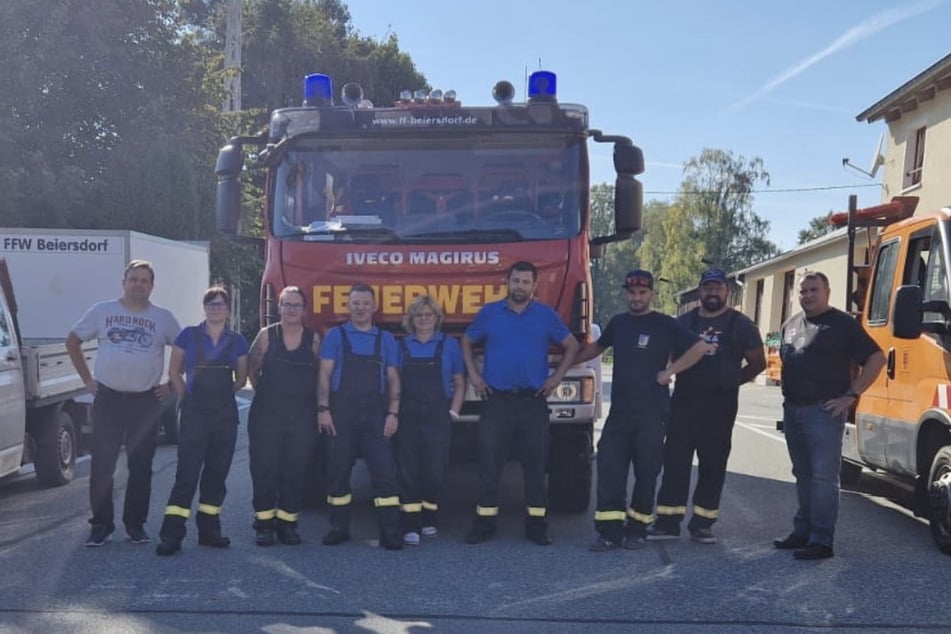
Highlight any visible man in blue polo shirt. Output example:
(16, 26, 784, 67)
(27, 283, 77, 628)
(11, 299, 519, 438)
(318, 284, 403, 550)
(462, 260, 579, 546)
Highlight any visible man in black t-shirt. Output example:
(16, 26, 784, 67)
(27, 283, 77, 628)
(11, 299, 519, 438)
(774, 271, 885, 561)
(576, 269, 713, 552)
(651, 269, 766, 545)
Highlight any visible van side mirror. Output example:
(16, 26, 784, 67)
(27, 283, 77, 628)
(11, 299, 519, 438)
(893, 285, 923, 339)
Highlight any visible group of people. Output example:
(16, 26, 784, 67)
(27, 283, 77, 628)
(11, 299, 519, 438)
(65, 258, 884, 562)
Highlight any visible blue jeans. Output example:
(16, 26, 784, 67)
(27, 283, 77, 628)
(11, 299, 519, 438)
(783, 403, 845, 547)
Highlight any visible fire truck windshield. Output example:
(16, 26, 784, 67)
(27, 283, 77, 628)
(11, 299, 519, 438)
(270, 138, 584, 243)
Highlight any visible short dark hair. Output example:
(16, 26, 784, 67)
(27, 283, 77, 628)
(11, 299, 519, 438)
(124, 260, 155, 283)
(507, 260, 538, 281)
(349, 283, 376, 299)
(203, 286, 230, 305)
(800, 271, 830, 289)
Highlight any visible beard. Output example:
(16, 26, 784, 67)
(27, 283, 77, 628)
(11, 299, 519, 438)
(701, 295, 724, 312)
(509, 290, 530, 303)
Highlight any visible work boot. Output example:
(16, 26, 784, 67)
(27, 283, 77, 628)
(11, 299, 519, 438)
(463, 524, 496, 544)
(255, 528, 277, 546)
(322, 528, 351, 546)
(155, 540, 181, 556)
(198, 532, 231, 548)
(276, 523, 301, 545)
(524, 517, 552, 546)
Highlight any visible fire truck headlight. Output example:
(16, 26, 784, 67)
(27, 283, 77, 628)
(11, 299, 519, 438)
(548, 380, 580, 403)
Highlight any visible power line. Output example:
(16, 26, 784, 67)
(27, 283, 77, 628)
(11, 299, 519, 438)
(644, 183, 882, 195)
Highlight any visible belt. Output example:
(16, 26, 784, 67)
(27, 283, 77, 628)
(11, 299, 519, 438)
(784, 397, 824, 406)
(490, 387, 542, 399)
(98, 383, 154, 398)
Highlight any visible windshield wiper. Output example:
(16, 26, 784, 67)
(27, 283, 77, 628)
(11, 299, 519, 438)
(402, 228, 524, 243)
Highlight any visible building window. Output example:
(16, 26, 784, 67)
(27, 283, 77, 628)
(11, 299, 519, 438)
(780, 270, 795, 324)
(903, 126, 926, 189)
(754, 279, 764, 327)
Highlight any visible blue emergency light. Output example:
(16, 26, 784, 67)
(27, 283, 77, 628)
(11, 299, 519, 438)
(303, 73, 333, 106)
(528, 70, 557, 101)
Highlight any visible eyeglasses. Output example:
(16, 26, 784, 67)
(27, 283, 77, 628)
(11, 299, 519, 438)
(204, 301, 228, 308)
(281, 303, 305, 311)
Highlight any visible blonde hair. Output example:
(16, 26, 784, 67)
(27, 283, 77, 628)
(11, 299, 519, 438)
(402, 295, 444, 334)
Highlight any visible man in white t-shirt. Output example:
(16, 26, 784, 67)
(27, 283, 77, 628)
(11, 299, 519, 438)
(66, 260, 181, 547)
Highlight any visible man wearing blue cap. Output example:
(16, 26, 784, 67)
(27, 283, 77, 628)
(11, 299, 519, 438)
(650, 268, 765, 545)
(576, 269, 713, 552)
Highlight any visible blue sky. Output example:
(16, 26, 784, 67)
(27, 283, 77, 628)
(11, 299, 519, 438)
(343, 0, 950, 251)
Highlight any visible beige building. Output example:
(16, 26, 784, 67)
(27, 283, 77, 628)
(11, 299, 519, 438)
(727, 52, 951, 382)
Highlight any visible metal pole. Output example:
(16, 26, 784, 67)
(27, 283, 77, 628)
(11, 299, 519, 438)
(846, 194, 857, 313)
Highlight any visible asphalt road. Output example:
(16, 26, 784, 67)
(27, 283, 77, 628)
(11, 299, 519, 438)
(0, 376, 948, 633)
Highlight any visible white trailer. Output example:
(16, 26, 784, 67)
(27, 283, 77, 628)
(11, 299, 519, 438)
(0, 229, 210, 486)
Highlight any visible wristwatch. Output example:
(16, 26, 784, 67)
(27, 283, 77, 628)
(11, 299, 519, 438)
(845, 388, 859, 398)
(387, 411, 399, 417)
(317, 405, 330, 413)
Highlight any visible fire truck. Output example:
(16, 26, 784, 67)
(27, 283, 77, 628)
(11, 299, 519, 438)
(215, 71, 644, 512)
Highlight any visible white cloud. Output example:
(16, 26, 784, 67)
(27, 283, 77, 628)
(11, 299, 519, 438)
(729, 0, 942, 111)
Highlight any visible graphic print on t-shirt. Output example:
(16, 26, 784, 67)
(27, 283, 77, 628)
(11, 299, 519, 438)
(105, 314, 158, 351)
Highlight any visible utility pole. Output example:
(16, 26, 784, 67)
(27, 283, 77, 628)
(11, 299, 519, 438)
(223, 0, 242, 112)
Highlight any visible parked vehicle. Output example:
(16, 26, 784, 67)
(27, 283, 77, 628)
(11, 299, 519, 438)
(215, 72, 639, 512)
(0, 229, 209, 486)
(832, 196, 951, 554)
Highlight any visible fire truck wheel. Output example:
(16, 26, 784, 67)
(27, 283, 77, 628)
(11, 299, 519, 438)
(840, 460, 863, 486)
(34, 407, 77, 487)
(547, 428, 593, 514)
(927, 445, 951, 555)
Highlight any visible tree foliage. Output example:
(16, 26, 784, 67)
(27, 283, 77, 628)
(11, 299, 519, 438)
(797, 211, 836, 245)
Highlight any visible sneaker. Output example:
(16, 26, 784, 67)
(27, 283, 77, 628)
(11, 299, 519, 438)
(403, 531, 421, 546)
(773, 533, 809, 550)
(322, 528, 351, 546)
(155, 540, 181, 556)
(421, 526, 438, 537)
(463, 525, 496, 545)
(793, 543, 834, 560)
(689, 527, 718, 544)
(85, 525, 113, 547)
(255, 529, 277, 547)
(646, 525, 681, 541)
(623, 535, 647, 550)
(126, 526, 151, 545)
(588, 536, 621, 552)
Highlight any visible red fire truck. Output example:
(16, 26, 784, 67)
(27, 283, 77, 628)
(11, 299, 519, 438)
(215, 71, 644, 512)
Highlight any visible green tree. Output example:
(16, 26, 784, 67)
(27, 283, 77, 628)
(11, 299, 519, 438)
(639, 149, 779, 313)
(797, 211, 836, 245)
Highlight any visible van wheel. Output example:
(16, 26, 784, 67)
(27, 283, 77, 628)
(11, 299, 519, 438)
(840, 460, 863, 486)
(34, 408, 77, 487)
(927, 446, 951, 555)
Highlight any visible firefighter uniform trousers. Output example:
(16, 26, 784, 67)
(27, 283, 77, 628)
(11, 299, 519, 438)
(594, 407, 666, 542)
(655, 390, 739, 531)
(472, 390, 550, 537)
(248, 326, 318, 533)
(160, 333, 239, 545)
(326, 329, 401, 542)
(396, 338, 450, 534)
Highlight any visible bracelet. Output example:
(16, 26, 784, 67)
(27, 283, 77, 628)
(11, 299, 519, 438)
(387, 411, 399, 417)
(317, 405, 330, 413)
(845, 388, 858, 398)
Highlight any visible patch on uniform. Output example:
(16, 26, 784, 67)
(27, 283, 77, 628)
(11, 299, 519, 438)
(637, 334, 650, 348)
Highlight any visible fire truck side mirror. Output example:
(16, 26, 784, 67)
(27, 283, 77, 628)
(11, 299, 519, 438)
(614, 144, 645, 176)
(893, 284, 923, 339)
(614, 173, 642, 238)
(216, 143, 244, 235)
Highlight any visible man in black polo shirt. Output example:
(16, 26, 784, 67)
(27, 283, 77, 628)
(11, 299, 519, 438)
(775, 271, 885, 560)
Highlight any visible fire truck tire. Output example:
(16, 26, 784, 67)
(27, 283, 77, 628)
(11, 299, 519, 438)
(927, 446, 951, 555)
(34, 407, 77, 487)
(547, 428, 593, 514)
(840, 460, 863, 486)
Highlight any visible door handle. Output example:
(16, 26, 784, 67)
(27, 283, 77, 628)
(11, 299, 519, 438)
(887, 348, 896, 380)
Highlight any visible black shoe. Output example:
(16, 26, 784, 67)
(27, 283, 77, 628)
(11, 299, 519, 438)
(588, 536, 622, 552)
(322, 528, 351, 546)
(526, 530, 553, 546)
(85, 525, 114, 547)
(646, 525, 681, 541)
(773, 533, 809, 550)
(689, 527, 718, 544)
(198, 533, 231, 548)
(381, 536, 404, 551)
(126, 526, 151, 545)
(155, 540, 181, 556)
(277, 525, 301, 545)
(255, 529, 277, 546)
(794, 543, 834, 560)
(463, 525, 496, 545)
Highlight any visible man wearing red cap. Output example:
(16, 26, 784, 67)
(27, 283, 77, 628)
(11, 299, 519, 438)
(650, 268, 765, 545)
(576, 269, 713, 552)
